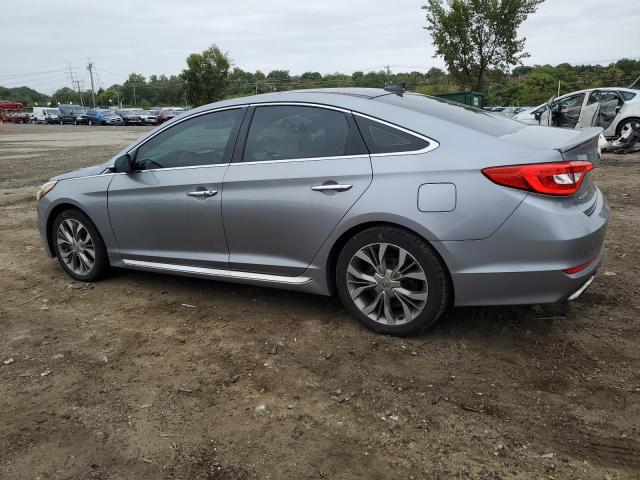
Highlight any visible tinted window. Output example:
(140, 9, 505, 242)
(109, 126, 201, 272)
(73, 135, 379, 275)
(378, 93, 525, 137)
(354, 115, 429, 154)
(244, 106, 350, 161)
(134, 109, 242, 170)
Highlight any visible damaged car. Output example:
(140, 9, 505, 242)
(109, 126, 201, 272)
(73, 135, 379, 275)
(515, 88, 640, 141)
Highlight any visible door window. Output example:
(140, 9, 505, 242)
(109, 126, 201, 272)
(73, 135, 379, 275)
(596, 91, 624, 129)
(551, 93, 585, 129)
(134, 108, 242, 170)
(243, 106, 351, 161)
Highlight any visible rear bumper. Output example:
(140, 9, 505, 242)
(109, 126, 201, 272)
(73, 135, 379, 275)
(437, 188, 609, 306)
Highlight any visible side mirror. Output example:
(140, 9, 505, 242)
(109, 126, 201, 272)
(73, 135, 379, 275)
(113, 153, 134, 173)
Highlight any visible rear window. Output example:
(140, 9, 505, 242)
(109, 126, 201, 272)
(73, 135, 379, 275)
(377, 93, 526, 137)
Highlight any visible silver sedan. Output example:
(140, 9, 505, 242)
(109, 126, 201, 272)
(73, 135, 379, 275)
(36, 88, 608, 335)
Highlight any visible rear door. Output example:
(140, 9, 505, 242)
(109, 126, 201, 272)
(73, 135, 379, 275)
(222, 104, 372, 276)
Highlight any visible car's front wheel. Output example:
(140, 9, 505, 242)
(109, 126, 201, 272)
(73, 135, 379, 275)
(52, 209, 109, 282)
(336, 226, 450, 336)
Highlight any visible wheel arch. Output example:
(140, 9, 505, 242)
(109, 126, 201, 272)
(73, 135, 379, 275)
(324, 220, 454, 302)
(45, 202, 94, 256)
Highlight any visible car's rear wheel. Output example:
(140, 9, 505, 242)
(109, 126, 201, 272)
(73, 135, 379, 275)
(616, 118, 640, 138)
(336, 226, 450, 336)
(52, 209, 109, 282)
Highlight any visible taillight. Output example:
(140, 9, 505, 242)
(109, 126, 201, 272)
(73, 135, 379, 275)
(482, 161, 593, 196)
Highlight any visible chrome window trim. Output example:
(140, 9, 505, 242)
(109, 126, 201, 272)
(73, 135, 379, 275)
(122, 259, 311, 285)
(248, 101, 351, 113)
(116, 100, 439, 173)
(234, 154, 369, 167)
(113, 162, 231, 175)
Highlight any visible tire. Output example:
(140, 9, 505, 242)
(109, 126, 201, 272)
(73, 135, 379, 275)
(51, 208, 109, 282)
(616, 117, 640, 138)
(336, 226, 450, 336)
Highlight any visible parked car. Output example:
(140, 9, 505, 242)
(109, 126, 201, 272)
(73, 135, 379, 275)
(59, 104, 89, 125)
(32, 107, 62, 124)
(515, 88, 640, 139)
(490, 106, 530, 119)
(149, 107, 186, 124)
(36, 88, 608, 336)
(86, 109, 124, 126)
(115, 109, 144, 125)
(0, 101, 31, 123)
(122, 109, 158, 126)
(136, 110, 158, 126)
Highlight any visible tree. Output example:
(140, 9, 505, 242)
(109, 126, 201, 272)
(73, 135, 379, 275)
(51, 87, 80, 105)
(181, 44, 231, 106)
(424, 0, 544, 91)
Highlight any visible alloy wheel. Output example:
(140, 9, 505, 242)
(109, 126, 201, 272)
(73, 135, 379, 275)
(346, 242, 428, 325)
(56, 218, 96, 275)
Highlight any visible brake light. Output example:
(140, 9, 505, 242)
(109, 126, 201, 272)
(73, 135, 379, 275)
(482, 161, 593, 196)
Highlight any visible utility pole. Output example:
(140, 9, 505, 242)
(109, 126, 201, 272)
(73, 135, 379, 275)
(132, 83, 137, 107)
(385, 65, 391, 86)
(67, 62, 85, 107)
(87, 60, 96, 108)
(74, 81, 85, 107)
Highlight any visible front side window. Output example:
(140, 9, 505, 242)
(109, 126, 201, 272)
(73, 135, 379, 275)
(551, 93, 585, 129)
(243, 106, 350, 161)
(354, 115, 429, 154)
(134, 108, 242, 170)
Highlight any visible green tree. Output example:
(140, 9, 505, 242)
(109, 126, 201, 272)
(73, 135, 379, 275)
(51, 87, 80, 105)
(424, 0, 544, 90)
(181, 44, 231, 106)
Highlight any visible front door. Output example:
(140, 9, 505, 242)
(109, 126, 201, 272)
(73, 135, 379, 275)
(222, 104, 372, 276)
(108, 107, 244, 268)
(577, 91, 601, 129)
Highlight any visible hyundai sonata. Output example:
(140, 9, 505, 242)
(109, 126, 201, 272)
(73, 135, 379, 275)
(36, 87, 608, 335)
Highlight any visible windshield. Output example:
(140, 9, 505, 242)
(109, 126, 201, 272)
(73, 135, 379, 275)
(45, 109, 59, 114)
(377, 93, 525, 137)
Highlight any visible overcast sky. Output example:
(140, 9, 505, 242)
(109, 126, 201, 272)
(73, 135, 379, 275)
(1, 0, 639, 94)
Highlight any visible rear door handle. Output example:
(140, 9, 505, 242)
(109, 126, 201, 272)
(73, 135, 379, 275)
(187, 190, 218, 197)
(311, 184, 353, 192)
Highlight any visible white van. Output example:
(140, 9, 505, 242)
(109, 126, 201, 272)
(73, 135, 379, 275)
(32, 107, 62, 124)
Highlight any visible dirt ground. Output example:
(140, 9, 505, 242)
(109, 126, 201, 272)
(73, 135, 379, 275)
(1, 124, 639, 480)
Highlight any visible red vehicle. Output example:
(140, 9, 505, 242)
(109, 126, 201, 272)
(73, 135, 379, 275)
(0, 101, 31, 123)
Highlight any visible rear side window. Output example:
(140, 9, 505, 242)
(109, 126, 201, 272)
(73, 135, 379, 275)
(244, 106, 351, 161)
(620, 91, 637, 101)
(354, 115, 429, 154)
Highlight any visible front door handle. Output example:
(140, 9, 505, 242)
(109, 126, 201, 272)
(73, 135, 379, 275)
(187, 190, 218, 198)
(311, 184, 353, 192)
